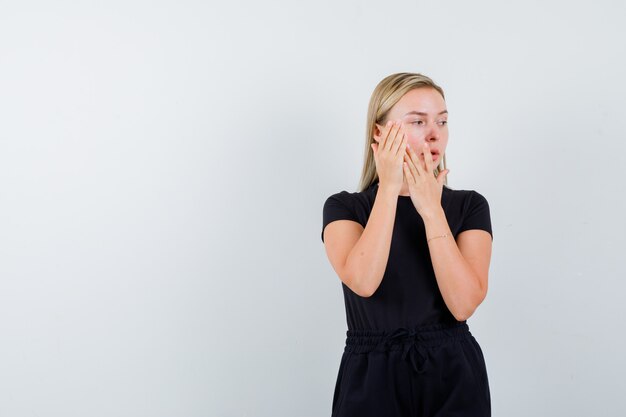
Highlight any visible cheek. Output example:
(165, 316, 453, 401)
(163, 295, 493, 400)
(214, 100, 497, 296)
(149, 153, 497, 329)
(408, 139, 428, 154)
(405, 132, 423, 147)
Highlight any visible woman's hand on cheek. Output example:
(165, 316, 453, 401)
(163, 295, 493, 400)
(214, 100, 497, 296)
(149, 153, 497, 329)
(371, 120, 407, 196)
(403, 142, 449, 218)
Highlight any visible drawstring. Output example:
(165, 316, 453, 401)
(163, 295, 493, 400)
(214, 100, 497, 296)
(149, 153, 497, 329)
(346, 322, 468, 375)
(386, 327, 430, 374)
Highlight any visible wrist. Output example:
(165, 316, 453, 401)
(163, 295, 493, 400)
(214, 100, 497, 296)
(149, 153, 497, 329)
(377, 184, 400, 200)
(421, 207, 445, 222)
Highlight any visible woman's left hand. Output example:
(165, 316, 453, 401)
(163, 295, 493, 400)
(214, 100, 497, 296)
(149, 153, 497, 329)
(403, 142, 449, 218)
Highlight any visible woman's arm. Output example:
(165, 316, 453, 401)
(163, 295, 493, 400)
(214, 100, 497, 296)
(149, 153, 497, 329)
(422, 208, 493, 321)
(323, 185, 399, 297)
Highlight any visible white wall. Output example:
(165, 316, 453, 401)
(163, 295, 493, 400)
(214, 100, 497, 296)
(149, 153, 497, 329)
(1, 1, 625, 416)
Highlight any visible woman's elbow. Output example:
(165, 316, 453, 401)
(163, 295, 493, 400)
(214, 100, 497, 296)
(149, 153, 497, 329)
(347, 278, 377, 298)
(454, 292, 487, 321)
(453, 308, 470, 322)
(342, 269, 379, 298)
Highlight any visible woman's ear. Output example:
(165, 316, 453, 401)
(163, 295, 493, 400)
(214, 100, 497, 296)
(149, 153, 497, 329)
(373, 123, 383, 143)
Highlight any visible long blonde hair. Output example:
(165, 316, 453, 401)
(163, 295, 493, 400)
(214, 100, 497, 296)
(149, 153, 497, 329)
(358, 73, 449, 192)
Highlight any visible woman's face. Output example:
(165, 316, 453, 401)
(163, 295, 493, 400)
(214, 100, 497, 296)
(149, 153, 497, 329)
(374, 87, 448, 169)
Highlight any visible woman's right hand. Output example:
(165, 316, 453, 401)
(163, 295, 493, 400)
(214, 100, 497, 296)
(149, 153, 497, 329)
(371, 120, 407, 195)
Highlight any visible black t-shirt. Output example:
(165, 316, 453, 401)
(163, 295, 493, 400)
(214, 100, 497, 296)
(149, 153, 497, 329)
(321, 181, 493, 331)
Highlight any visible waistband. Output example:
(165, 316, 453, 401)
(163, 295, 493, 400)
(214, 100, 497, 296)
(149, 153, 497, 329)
(344, 321, 471, 373)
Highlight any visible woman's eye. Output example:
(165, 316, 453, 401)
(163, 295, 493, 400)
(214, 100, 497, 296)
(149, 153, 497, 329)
(410, 120, 447, 126)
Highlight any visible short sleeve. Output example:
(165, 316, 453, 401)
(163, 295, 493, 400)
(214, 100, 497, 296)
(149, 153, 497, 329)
(458, 190, 493, 240)
(321, 192, 360, 243)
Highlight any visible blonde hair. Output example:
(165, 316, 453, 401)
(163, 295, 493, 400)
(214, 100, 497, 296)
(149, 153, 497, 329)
(358, 73, 449, 192)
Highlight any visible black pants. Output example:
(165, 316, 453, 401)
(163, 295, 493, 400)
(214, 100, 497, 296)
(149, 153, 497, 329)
(331, 321, 491, 417)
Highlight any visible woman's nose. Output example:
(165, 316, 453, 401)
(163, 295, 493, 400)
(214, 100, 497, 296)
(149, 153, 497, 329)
(425, 125, 440, 142)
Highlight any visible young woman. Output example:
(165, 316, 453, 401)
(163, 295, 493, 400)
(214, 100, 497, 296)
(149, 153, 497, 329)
(321, 73, 493, 416)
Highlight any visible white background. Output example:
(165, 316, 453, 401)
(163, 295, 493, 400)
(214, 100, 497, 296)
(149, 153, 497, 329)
(1, 1, 625, 416)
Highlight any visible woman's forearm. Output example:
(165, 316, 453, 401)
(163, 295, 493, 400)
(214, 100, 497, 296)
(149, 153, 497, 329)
(344, 186, 398, 297)
(422, 209, 484, 321)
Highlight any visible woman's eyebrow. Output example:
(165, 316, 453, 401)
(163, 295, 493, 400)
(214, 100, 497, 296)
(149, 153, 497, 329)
(403, 110, 448, 116)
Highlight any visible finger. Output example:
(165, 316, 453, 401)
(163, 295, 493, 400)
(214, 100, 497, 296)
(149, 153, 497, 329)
(422, 142, 433, 173)
(391, 124, 406, 156)
(396, 130, 407, 157)
(405, 152, 420, 179)
(378, 120, 393, 151)
(403, 161, 415, 184)
(416, 144, 429, 176)
(380, 121, 393, 151)
(407, 145, 424, 177)
(437, 169, 449, 185)
(384, 121, 402, 152)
